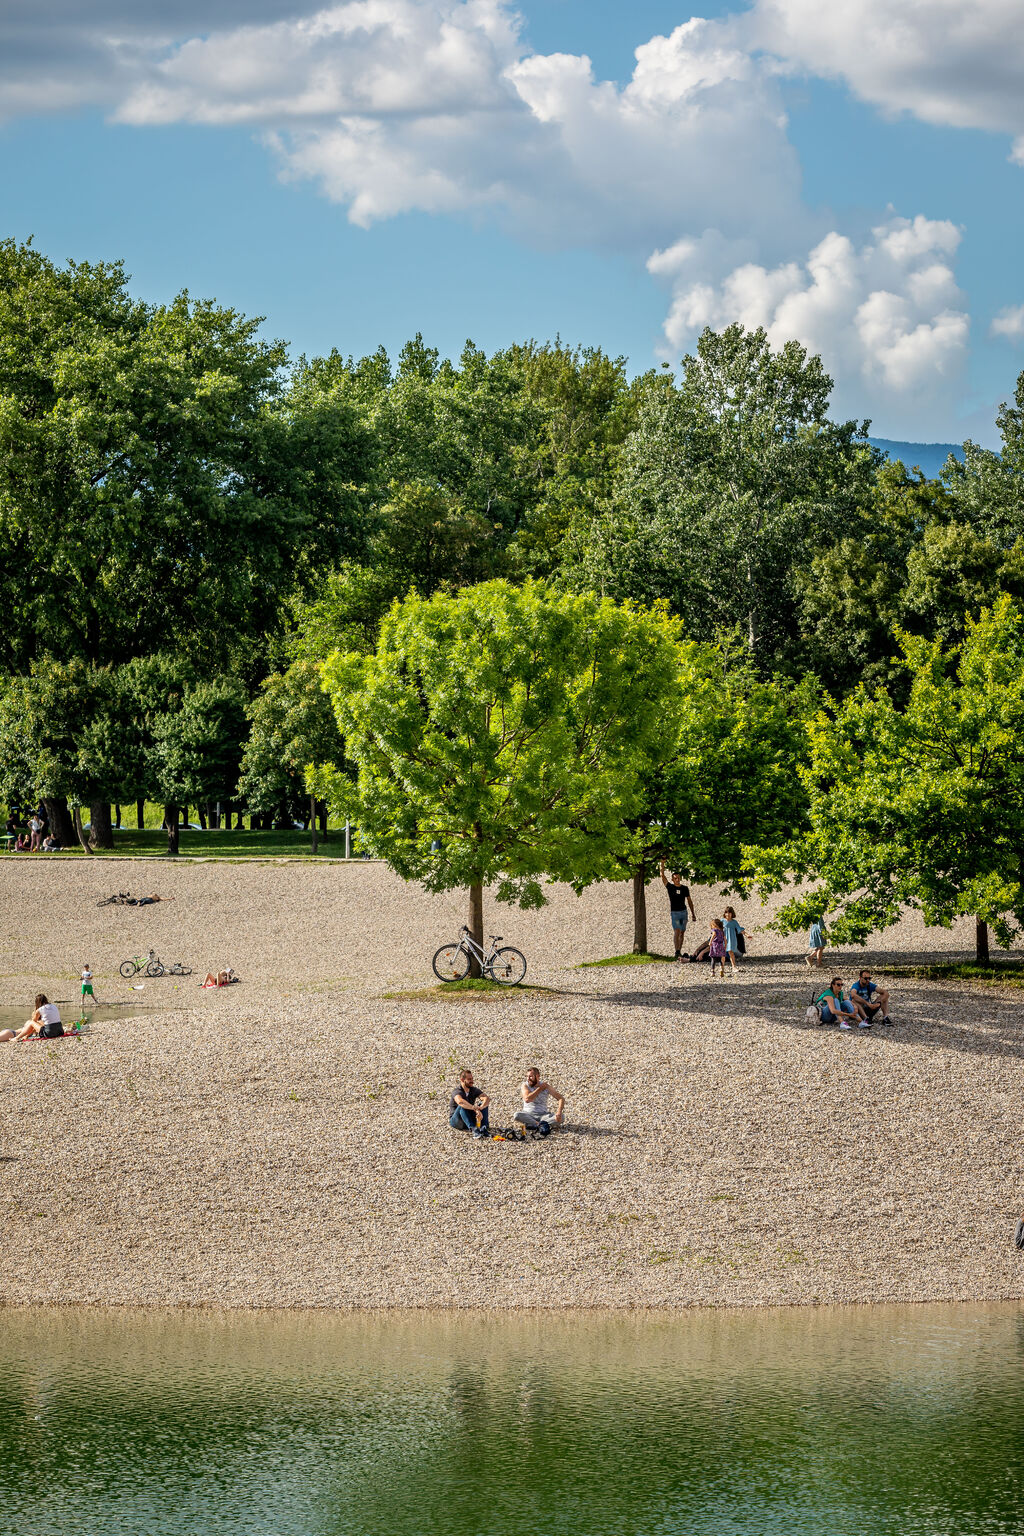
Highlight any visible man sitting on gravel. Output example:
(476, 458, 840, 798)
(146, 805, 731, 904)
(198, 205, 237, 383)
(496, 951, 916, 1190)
(513, 1066, 565, 1136)
(849, 969, 892, 1025)
(449, 1070, 490, 1140)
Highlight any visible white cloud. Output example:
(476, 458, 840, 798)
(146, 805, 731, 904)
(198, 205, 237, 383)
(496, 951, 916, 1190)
(649, 216, 969, 433)
(753, 0, 1024, 162)
(991, 305, 1024, 341)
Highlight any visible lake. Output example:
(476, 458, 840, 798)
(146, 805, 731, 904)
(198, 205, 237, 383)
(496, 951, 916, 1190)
(0, 1304, 1021, 1535)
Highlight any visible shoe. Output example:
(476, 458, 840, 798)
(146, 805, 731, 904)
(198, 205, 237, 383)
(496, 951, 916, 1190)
(472, 1128, 486, 1140)
(839, 1021, 852, 1030)
(881, 1015, 893, 1025)
(858, 1019, 872, 1028)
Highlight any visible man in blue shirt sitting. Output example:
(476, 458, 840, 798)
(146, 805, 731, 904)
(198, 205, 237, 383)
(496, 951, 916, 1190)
(850, 969, 892, 1026)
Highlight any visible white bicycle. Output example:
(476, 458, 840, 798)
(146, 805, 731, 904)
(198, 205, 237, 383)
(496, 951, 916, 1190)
(432, 926, 527, 986)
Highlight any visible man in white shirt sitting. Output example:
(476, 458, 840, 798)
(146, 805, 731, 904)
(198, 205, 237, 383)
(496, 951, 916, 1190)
(513, 1065, 565, 1137)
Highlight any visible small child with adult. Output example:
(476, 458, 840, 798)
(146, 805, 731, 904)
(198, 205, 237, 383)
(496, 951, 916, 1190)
(708, 918, 727, 978)
(721, 907, 747, 972)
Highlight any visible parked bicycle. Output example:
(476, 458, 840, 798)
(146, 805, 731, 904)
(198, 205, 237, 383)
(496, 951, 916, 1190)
(119, 950, 192, 979)
(432, 927, 527, 986)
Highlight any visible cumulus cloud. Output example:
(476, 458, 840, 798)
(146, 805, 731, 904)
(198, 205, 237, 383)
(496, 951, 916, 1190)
(752, 0, 1024, 162)
(991, 305, 1024, 341)
(648, 216, 970, 433)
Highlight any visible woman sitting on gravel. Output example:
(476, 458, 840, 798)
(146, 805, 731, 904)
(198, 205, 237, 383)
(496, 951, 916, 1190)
(816, 979, 868, 1030)
(0, 994, 64, 1042)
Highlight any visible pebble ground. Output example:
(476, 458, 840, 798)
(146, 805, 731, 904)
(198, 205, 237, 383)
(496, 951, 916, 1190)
(1, 858, 1021, 1310)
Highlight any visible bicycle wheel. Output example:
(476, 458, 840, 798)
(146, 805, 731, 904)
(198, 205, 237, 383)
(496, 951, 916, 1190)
(487, 947, 527, 986)
(119, 961, 137, 979)
(432, 943, 471, 982)
(146, 959, 165, 978)
(171, 964, 192, 976)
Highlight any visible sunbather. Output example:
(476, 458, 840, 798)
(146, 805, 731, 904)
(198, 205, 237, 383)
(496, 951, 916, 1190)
(1, 994, 64, 1042)
(200, 968, 236, 987)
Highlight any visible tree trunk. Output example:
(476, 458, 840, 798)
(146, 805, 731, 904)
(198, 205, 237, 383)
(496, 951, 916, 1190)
(89, 801, 114, 850)
(632, 866, 648, 954)
(197, 803, 208, 830)
(976, 918, 990, 965)
(43, 796, 75, 848)
(165, 804, 180, 856)
(114, 804, 121, 830)
(136, 799, 145, 831)
(467, 881, 484, 977)
(318, 801, 328, 841)
(224, 806, 232, 831)
(310, 794, 318, 855)
(73, 806, 92, 855)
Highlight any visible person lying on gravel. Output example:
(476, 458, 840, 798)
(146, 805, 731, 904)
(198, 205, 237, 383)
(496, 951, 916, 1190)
(816, 979, 870, 1029)
(513, 1067, 565, 1135)
(0, 994, 64, 1042)
(449, 1070, 490, 1139)
(849, 970, 892, 1025)
(200, 968, 237, 988)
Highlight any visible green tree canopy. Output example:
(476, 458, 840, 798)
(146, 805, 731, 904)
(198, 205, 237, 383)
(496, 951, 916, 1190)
(748, 597, 1024, 962)
(0, 238, 372, 672)
(237, 661, 345, 837)
(315, 580, 685, 952)
(567, 325, 876, 671)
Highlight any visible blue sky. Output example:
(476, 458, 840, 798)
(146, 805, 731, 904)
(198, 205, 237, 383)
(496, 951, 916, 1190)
(3, 0, 1024, 444)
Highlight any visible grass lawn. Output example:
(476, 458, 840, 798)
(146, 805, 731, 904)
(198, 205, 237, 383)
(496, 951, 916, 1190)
(382, 977, 548, 1000)
(891, 959, 1024, 990)
(578, 951, 676, 968)
(7, 827, 355, 860)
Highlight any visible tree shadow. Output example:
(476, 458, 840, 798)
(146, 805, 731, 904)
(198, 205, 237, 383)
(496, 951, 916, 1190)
(597, 960, 1024, 1063)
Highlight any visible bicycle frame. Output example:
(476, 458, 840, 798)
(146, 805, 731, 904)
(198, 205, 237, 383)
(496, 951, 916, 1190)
(458, 926, 501, 969)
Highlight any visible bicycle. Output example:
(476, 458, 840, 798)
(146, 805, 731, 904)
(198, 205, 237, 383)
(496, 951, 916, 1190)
(119, 951, 192, 979)
(432, 927, 527, 986)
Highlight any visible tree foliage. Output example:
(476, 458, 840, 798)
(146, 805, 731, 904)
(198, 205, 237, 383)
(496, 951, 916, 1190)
(748, 598, 1024, 959)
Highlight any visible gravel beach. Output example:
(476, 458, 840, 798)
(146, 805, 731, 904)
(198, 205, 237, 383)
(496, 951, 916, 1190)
(1, 858, 1022, 1310)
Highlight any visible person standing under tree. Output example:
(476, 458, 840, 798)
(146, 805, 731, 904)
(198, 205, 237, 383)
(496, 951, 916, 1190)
(660, 861, 697, 960)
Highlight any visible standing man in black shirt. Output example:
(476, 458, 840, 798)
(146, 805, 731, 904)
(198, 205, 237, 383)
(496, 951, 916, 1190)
(660, 859, 697, 961)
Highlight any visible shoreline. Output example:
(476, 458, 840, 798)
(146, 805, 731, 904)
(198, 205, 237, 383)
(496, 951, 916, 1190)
(1, 861, 1022, 1312)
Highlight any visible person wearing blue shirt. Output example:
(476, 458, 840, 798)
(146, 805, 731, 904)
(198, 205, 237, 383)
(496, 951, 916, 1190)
(816, 978, 868, 1029)
(849, 969, 892, 1026)
(721, 907, 747, 973)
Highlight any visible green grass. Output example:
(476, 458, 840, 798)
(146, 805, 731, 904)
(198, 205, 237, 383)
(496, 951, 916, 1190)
(383, 977, 547, 1000)
(10, 827, 356, 860)
(891, 959, 1024, 989)
(578, 951, 676, 968)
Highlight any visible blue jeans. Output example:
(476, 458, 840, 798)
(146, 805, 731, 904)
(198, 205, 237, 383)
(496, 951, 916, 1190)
(450, 1106, 489, 1133)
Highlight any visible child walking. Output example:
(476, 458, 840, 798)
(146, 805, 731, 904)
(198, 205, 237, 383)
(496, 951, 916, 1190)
(708, 918, 727, 978)
(721, 907, 747, 973)
(807, 918, 826, 968)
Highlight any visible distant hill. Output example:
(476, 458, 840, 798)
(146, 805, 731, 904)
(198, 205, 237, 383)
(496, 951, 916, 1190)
(868, 438, 965, 479)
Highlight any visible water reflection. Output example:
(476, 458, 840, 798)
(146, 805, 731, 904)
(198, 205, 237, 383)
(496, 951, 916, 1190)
(0, 1306, 1022, 1535)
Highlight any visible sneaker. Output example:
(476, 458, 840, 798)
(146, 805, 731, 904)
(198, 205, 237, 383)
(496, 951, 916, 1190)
(881, 1015, 893, 1025)
(839, 1021, 853, 1030)
(472, 1128, 486, 1140)
(858, 1019, 872, 1028)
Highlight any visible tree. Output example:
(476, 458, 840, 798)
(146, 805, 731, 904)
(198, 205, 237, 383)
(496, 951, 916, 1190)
(567, 326, 876, 671)
(0, 239, 372, 674)
(617, 651, 814, 952)
(152, 680, 248, 854)
(747, 597, 1024, 963)
(237, 661, 345, 849)
(314, 580, 684, 965)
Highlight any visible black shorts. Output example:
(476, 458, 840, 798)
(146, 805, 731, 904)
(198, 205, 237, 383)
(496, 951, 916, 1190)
(39, 1020, 63, 1039)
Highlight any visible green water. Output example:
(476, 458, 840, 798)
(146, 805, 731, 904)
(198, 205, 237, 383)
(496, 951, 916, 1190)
(1, 1305, 1022, 1535)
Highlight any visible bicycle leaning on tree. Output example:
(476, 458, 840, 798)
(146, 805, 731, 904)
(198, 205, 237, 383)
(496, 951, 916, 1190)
(432, 926, 527, 986)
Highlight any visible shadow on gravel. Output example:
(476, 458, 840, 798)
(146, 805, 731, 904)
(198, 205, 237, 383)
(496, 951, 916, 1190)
(597, 970, 1024, 1062)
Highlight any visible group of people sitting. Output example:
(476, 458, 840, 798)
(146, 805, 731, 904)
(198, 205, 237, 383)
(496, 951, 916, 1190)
(811, 971, 892, 1028)
(449, 1065, 565, 1141)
